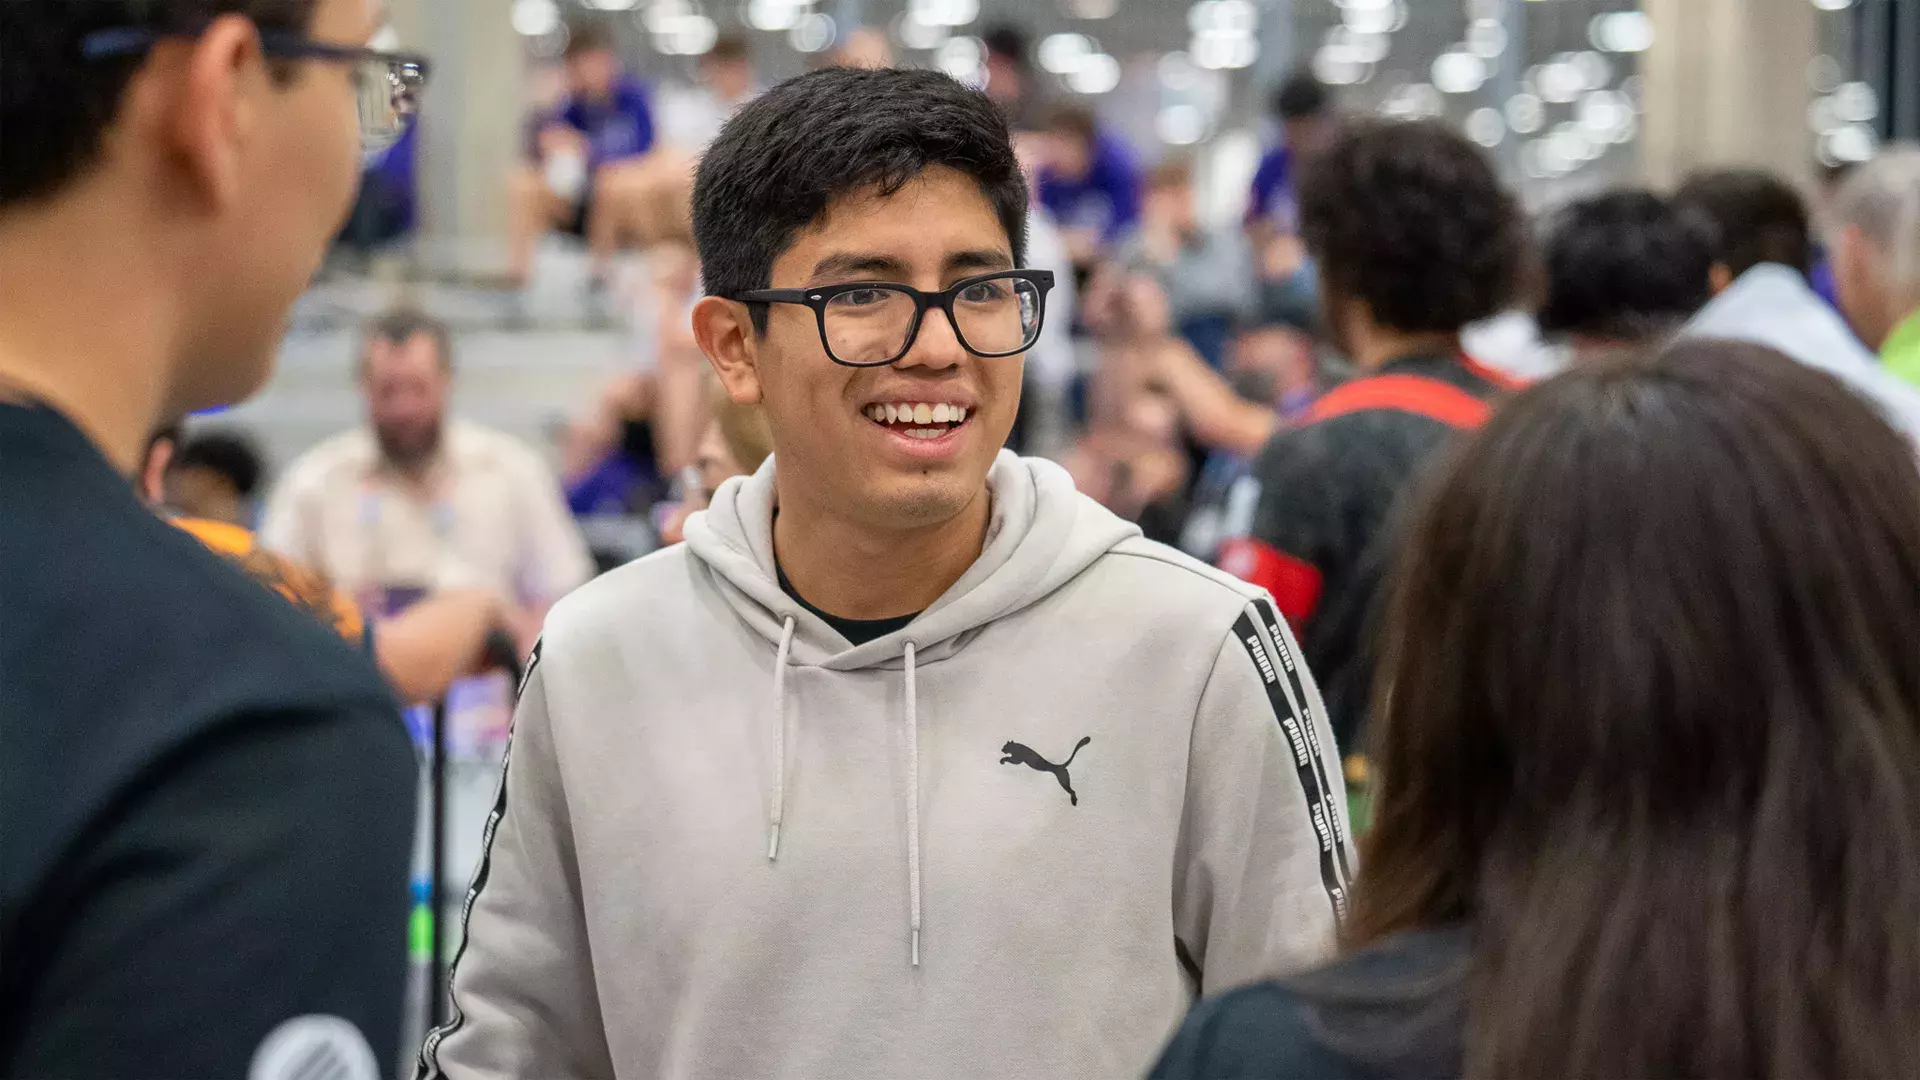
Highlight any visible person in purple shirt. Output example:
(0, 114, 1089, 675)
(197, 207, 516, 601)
(1035, 103, 1143, 271)
(508, 24, 656, 289)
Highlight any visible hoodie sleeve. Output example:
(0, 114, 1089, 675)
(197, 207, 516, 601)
(1173, 597, 1353, 996)
(418, 644, 615, 1080)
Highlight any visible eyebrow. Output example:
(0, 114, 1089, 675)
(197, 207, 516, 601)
(806, 248, 1016, 284)
(809, 253, 909, 281)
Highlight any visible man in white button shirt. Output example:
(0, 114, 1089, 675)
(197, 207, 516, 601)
(261, 309, 595, 642)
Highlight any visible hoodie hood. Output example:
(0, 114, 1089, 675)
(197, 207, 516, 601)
(684, 450, 1140, 669)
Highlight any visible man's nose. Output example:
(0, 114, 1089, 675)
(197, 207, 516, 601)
(893, 305, 967, 372)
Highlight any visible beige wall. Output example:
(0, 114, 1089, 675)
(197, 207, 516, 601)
(1640, 0, 1820, 191)
(386, 0, 525, 273)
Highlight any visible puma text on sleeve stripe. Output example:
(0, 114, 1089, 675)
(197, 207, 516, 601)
(1231, 610, 1349, 925)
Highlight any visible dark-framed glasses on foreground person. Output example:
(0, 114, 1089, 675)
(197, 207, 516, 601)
(83, 24, 429, 150)
(739, 268, 1054, 367)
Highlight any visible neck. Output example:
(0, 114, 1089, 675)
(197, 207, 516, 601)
(0, 200, 180, 475)
(1350, 326, 1460, 373)
(773, 482, 992, 622)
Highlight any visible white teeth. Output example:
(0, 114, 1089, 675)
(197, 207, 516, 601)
(867, 405, 884, 422)
(878, 404, 893, 423)
(906, 428, 942, 440)
(913, 403, 933, 425)
(954, 406, 967, 423)
(936, 403, 955, 423)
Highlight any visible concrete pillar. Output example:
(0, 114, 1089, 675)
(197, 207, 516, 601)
(1640, 0, 1820, 191)
(388, 0, 526, 275)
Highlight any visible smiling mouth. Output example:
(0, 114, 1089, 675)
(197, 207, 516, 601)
(863, 401, 972, 441)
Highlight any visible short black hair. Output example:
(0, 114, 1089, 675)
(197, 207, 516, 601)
(1672, 168, 1813, 278)
(1, 0, 318, 209)
(1539, 189, 1714, 342)
(981, 25, 1029, 65)
(693, 66, 1027, 331)
(1299, 117, 1523, 334)
(172, 427, 266, 499)
(1273, 74, 1330, 121)
(362, 308, 454, 370)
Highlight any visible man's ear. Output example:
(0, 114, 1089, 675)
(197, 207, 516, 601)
(692, 296, 765, 406)
(141, 437, 175, 507)
(164, 13, 266, 212)
(1708, 262, 1736, 295)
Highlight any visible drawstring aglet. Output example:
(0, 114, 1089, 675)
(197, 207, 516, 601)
(911, 928, 921, 968)
(767, 821, 781, 862)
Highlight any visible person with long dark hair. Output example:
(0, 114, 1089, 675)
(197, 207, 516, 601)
(1152, 337, 1920, 1079)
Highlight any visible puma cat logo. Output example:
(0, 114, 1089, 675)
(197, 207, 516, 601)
(1000, 737, 1092, 806)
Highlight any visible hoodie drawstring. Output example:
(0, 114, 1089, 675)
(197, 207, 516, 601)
(768, 615, 796, 862)
(764, 619, 924, 968)
(903, 640, 922, 968)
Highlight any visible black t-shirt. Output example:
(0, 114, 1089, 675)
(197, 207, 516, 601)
(776, 564, 918, 647)
(1150, 926, 1470, 1080)
(0, 404, 417, 1079)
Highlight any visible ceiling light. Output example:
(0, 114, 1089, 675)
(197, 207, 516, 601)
(1467, 18, 1507, 59)
(1505, 92, 1545, 134)
(511, 0, 560, 37)
(745, 0, 805, 32)
(1068, 52, 1121, 94)
(1432, 50, 1487, 94)
(1466, 107, 1505, 147)
(789, 12, 835, 52)
(1038, 32, 1095, 74)
(1589, 11, 1654, 53)
(1157, 103, 1207, 145)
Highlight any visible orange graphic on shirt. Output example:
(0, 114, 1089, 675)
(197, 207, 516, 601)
(170, 517, 367, 644)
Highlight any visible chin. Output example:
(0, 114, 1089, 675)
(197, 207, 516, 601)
(861, 468, 988, 529)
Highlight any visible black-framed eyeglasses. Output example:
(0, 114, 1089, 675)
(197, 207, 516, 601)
(738, 270, 1055, 368)
(81, 26, 431, 152)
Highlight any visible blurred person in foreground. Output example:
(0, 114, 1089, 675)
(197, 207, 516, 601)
(142, 426, 513, 705)
(1537, 188, 1713, 364)
(1035, 102, 1144, 272)
(1678, 166, 1920, 442)
(1152, 338, 1920, 1080)
(421, 66, 1350, 1080)
(1830, 145, 1920, 387)
(261, 310, 593, 649)
(506, 22, 654, 290)
(1217, 118, 1525, 755)
(0, 0, 422, 1075)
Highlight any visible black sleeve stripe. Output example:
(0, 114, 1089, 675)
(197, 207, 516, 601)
(1250, 598, 1354, 880)
(416, 645, 539, 1078)
(1231, 612, 1349, 926)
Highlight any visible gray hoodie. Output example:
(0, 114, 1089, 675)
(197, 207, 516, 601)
(420, 452, 1351, 1080)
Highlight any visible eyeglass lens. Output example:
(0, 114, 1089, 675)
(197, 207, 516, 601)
(357, 56, 425, 149)
(822, 277, 1044, 365)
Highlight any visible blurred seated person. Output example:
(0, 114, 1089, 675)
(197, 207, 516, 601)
(1152, 339, 1920, 1080)
(1115, 158, 1257, 368)
(982, 24, 1043, 132)
(1830, 146, 1920, 387)
(508, 23, 655, 289)
(1068, 276, 1194, 544)
(1677, 167, 1920, 443)
(260, 310, 594, 651)
(1248, 74, 1338, 282)
(656, 34, 760, 153)
(563, 243, 707, 516)
(657, 379, 774, 546)
(1539, 189, 1713, 364)
(1035, 103, 1143, 271)
(141, 427, 511, 706)
(163, 426, 265, 527)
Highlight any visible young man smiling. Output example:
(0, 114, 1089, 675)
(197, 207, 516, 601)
(424, 66, 1349, 1080)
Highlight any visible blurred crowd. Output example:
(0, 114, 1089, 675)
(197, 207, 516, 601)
(182, 24, 1920, 755)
